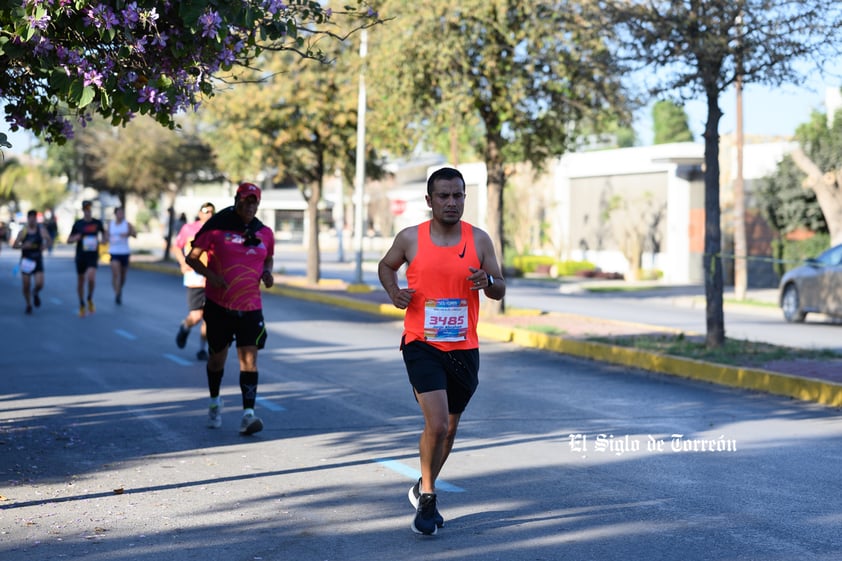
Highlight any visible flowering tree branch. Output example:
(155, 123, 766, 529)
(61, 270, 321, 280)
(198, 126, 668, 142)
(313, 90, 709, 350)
(0, 0, 379, 145)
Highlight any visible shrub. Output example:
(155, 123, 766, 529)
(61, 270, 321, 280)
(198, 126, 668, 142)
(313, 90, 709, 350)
(510, 255, 596, 278)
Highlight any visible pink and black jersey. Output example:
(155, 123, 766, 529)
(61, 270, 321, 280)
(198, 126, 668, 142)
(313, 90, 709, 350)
(191, 207, 275, 311)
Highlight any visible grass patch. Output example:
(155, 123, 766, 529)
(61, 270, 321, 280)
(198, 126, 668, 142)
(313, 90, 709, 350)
(723, 297, 778, 309)
(523, 325, 566, 336)
(587, 332, 839, 367)
(585, 285, 658, 294)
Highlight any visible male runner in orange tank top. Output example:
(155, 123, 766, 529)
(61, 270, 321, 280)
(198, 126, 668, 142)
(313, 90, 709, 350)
(378, 166, 506, 535)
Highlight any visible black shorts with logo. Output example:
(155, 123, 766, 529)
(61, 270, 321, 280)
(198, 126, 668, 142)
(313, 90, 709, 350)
(401, 338, 479, 414)
(203, 298, 267, 354)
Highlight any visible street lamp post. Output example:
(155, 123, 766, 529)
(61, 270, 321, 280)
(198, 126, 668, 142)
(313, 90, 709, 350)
(353, 29, 368, 285)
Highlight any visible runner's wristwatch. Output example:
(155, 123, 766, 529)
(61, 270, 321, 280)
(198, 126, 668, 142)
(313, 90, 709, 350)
(486, 274, 494, 286)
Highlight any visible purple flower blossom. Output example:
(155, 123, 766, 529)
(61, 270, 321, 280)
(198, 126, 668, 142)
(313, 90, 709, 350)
(151, 32, 168, 48)
(263, 1, 288, 16)
(82, 4, 119, 30)
(83, 69, 103, 87)
(133, 36, 148, 54)
(137, 85, 158, 104)
(121, 2, 140, 27)
(60, 118, 74, 139)
(27, 14, 50, 31)
(198, 10, 222, 39)
(33, 36, 53, 57)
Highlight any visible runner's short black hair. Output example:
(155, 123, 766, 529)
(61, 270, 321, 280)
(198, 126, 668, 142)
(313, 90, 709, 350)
(426, 167, 465, 196)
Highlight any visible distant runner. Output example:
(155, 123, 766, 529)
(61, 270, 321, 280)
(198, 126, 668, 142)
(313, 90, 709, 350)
(13, 209, 52, 314)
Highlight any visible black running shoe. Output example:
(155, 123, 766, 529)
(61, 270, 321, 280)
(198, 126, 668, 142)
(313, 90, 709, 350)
(412, 493, 438, 536)
(196, 349, 209, 361)
(176, 325, 189, 349)
(33, 291, 41, 307)
(409, 478, 444, 528)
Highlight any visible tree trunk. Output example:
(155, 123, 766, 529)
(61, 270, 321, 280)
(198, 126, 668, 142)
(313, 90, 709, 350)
(162, 187, 178, 263)
(790, 148, 842, 246)
(703, 91, 725, 348)
(305, 179, 322, 286)
(484, 136, 506, 316)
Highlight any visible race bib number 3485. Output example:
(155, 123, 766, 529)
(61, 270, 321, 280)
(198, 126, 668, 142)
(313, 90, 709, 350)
(424, 298, 468, 342)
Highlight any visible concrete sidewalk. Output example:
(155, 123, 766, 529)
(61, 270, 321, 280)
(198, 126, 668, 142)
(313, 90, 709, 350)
(134, 259, 842, 409)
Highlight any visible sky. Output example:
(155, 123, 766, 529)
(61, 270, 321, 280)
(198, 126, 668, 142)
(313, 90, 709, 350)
(634, 78, 837, 145)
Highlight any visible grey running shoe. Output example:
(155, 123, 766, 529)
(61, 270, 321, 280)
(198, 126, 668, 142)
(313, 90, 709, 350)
(239, 412, 263, 435)
(409, 478, 444, 528)
(207, 400, 223, 429)
(412, 493, 438, 536)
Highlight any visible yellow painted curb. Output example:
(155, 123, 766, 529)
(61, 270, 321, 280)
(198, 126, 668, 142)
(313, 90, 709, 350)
(504, 326, 842, 409)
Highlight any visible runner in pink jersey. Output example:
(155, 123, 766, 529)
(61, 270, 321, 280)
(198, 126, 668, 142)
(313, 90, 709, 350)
(173, 202, 216, 360)
(186, 183, 275, 435)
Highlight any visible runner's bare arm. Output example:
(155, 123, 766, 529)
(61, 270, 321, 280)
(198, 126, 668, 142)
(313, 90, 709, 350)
(473, 227, 505, 300)
(261, 256, 274, 288)
(378, 228, 416, 309)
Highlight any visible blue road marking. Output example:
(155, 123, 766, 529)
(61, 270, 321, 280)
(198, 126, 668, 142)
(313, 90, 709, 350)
(115, 329, 137, 340)
(375, 459, 465, 492)
(256, 397, 285, 412)
(163, 353, 193, 366)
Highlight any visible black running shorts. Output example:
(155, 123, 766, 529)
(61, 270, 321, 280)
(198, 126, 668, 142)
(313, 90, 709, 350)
(75, 252, 99, 274)
(203, 298, 267, 354)
(401, 339, 479, 414)
(109, 253, 130, 267)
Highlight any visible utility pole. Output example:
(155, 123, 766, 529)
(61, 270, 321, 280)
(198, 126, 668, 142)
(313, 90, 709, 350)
(353, 29, 368, 285)
(734, 13, 747, 301)
(335, 168, 345, 263)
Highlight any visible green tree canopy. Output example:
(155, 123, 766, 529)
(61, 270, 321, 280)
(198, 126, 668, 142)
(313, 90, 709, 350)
(652, 100, 693, 144)
(367, 0, 631, 312)
(788, 107, 842, 245)
(756, 153, 826, 236)
(604, 0, 842, 347)
(201, 42, 384, 284)
(0, 157, 65, 209)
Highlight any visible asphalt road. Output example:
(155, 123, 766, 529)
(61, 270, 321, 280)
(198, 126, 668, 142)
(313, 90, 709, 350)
(2, 250, 842, 561)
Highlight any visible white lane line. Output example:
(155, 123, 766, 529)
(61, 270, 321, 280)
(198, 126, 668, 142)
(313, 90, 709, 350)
(115, 329, 137, 340)
(163, 353, 194, 366)
(256, 397, 285, 412)
(375, 459, 465, 492)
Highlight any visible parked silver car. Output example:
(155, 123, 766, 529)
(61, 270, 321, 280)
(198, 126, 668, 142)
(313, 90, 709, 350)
(778, 244, 842, 322)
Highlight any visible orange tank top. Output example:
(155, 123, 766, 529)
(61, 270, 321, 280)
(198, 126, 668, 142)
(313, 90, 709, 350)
(403, 220, 480, 350)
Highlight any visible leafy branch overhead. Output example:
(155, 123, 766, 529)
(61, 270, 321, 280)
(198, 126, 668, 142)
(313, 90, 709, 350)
(0, 1, 380, 144)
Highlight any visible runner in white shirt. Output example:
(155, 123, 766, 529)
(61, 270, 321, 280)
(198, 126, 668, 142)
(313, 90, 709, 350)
(107, 206, 137, 305)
